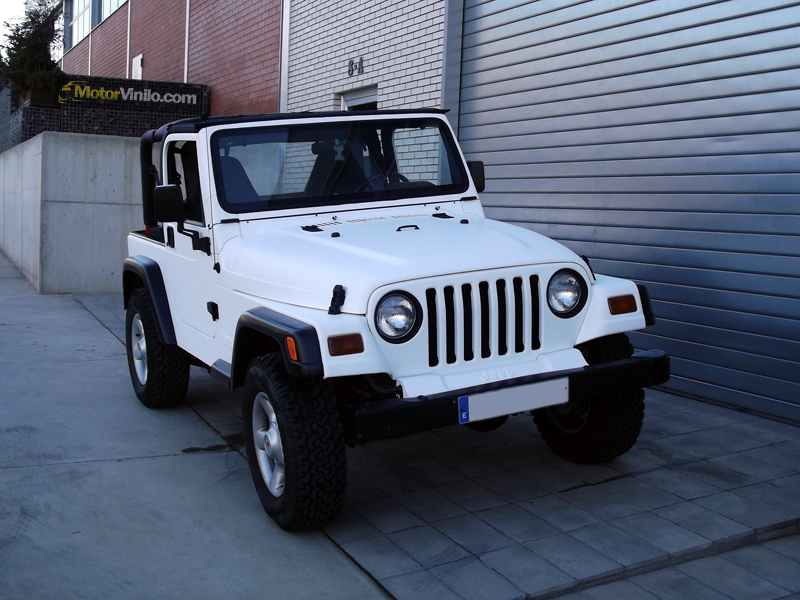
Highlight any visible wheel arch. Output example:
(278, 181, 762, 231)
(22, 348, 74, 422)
(231, 307, 324, 389)
(123, 256, 177, 345)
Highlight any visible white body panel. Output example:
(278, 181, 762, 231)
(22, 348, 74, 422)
(225, 207, 580, 313)
(127, 112, 651, 402)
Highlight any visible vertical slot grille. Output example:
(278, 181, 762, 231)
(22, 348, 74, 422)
(423, 273, 541, 367)
(444, 286, 456, 364)
(496, 279, 507, 356)
(426, 288, 438, 366)
(462, 284, 474, 361)
(513, 277, 524, 353)
(530, 275, 541, 350)
(479, 281, 491, 358)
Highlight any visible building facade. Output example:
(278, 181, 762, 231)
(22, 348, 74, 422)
(60, 0, 282, 115)
(281, 0, 800, 421)
(53, 0, 800, 421)
(449, 0, 800, 421)
(285, 0, 445, 112)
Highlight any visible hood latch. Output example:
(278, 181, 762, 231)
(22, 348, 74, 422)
(328, 285, 346, 315)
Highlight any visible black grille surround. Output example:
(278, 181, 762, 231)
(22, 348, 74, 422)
(426, 275, 541, 367)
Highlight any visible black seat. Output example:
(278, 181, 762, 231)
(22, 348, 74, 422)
(304, 144, 337, 197)
(179, 142, 204, 223)
(304, 140, 368, 197)
(219, 156, 260, 204)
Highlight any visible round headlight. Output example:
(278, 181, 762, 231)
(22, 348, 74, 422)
(375, 292, 419, 342)
(547, 270, 586, 317)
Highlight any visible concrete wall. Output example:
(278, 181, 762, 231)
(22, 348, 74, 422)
(0, 132, 142, 293)
(0, 135, 43, 286)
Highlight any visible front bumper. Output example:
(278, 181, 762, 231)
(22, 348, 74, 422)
(354, 349, 669, 443)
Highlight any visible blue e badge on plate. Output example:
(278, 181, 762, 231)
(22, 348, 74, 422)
(458, 396, 469, 423)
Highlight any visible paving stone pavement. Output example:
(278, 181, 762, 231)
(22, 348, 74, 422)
(561, 534, 800, 600)
(78, 290, 800, 600)
(0, 253, 387, 600)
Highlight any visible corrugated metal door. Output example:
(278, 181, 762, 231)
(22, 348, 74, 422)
(458, 0, 800, 420)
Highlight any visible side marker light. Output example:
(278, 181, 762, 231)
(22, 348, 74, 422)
(328, 334, 364, 356)
(608, 294, 638, 315)
(286, 336, 299, 361)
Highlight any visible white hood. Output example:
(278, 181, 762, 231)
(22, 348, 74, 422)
(222, 212, 583, 313)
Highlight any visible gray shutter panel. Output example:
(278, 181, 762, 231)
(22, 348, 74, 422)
(459, 0, 800, 420)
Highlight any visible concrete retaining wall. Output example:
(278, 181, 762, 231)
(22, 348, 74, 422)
(0, 132, 142, 293)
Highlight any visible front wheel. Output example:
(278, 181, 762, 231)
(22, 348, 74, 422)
(125, 288, 190, 408)
(243, 353, 347, 531)
(533, 333, 645, 464)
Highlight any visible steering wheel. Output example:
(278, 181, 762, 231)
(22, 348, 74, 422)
(354, 173, 409, 193)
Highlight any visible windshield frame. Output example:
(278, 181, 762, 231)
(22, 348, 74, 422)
(208, 115, 470, 215)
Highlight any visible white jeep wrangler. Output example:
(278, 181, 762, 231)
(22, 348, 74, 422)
(123, 109, 669, 531)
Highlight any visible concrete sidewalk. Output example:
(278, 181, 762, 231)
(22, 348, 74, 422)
(74, 285, 800, 598)
(6, 251, 800, 599)
(0, 252, 387, 600)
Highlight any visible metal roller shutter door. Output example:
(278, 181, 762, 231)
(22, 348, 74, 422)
(458, 0, 800, 420)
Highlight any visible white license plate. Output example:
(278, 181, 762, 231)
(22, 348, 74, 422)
(458, 378, 569, 424)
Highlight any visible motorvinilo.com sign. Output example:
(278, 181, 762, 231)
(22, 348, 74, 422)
(59, 81, 197, 104)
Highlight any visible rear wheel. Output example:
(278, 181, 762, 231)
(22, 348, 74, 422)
(243, 353, 347, 531)
(533, 333, 645, 464)
(125, 288, 190, 408)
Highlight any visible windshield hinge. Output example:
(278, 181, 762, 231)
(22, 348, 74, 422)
(177, 223, 211, 255)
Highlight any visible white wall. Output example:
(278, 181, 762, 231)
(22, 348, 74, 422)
(0, 132, 142, 293)
(286, 0, 445, 111)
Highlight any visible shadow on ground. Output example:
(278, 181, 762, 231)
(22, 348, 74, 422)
(76, 291, 800, 600)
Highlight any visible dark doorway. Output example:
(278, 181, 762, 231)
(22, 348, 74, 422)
(349, 101, 378, 111)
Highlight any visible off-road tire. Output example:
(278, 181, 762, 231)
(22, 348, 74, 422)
(125, 288, 190, 408)
(244, 353, 347, 531)
(533, 333, 645, 464)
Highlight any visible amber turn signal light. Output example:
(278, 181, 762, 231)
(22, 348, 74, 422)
(286, 336, 299, 361)
(328, 334, 364, 356)
(608, 294, 638, 315)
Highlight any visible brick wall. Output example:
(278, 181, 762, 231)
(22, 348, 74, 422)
(188, 0, 281, 115)
(62, 35, 91, 75)
(129, 0, 185, 82)
(90, 5, 128, 78)
(287, 0, 445, 112)
(57, 0, 282, 116)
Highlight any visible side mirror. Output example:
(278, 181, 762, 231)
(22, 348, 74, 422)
(467, 161, 485, 193)
(153, 185, 185, 223)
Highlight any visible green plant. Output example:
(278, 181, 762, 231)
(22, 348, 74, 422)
(1, 0, 64, 97)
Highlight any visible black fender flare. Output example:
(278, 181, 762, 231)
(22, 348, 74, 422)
(122, 256, 178, 345)
(231, 307, 324, 388)
(636, 283, 656, 327)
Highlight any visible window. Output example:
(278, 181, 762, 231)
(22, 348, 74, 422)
(68, 0, 91, 47)
(166, 141, 205, 225)
(349, 102, 377, 111)
(394, 127, 454, 185)
(339, 85, 378, 111)
(64, 0, 127, 50)
(103, 0, 125, 18)
(210, 118, 468, 215)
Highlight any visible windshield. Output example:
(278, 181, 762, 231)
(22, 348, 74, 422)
(210, 117, 469, 214)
